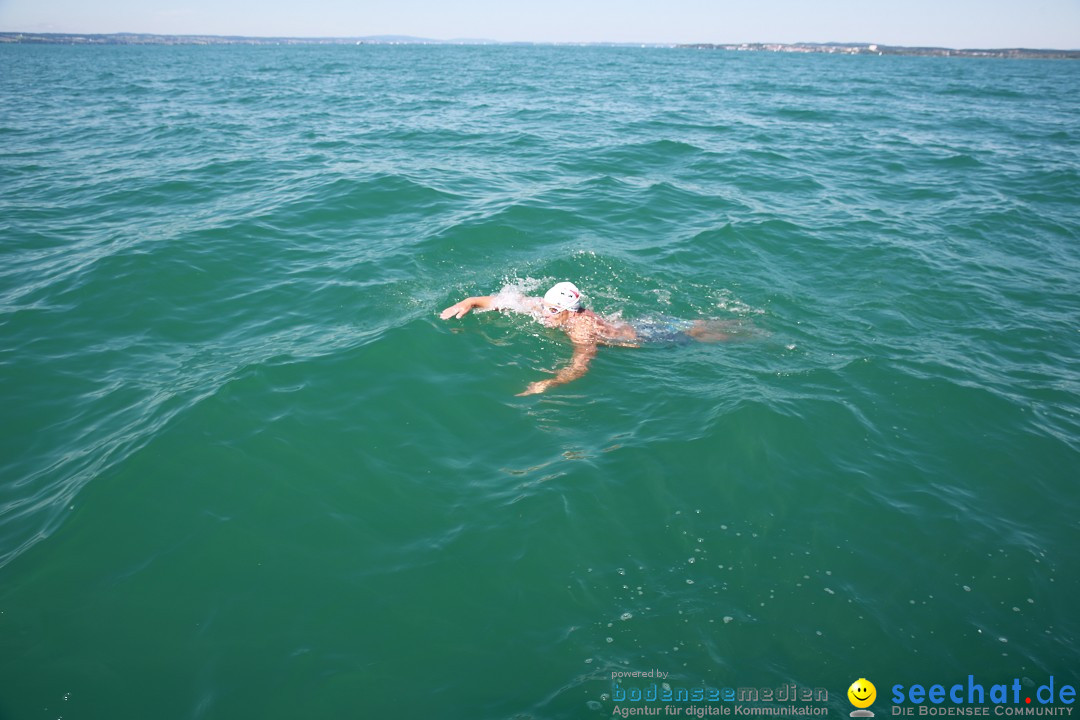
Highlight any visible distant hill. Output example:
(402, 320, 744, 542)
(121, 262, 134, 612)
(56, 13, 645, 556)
(0, 32, 479, 45)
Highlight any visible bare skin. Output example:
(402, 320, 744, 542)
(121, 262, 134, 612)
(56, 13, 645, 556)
(439, 294, 731, 395)
(520, 307, 639, 395)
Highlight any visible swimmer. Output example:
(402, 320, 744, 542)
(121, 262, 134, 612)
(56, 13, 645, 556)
(440, 281, 734, 395)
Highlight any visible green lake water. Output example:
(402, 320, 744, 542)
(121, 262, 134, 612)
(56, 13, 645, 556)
(1, 44, 1078, 719)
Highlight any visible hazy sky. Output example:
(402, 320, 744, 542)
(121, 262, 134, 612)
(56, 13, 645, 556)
(2, 0, 1079, 48)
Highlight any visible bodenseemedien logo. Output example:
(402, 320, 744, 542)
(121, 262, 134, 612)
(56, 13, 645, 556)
(849, 678, 877, 717)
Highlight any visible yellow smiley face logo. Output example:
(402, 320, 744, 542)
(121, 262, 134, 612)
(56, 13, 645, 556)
(848, 679, 876, 708)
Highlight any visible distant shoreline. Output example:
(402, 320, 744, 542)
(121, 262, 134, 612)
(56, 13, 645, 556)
(1, 32, 1078, 58)
(678, 42, 1080, 60)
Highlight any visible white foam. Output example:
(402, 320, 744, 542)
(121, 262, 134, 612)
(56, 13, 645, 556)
(492, 279, 544, 317)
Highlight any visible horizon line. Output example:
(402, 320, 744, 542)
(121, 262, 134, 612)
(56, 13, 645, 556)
(2, 31, 1078, 53)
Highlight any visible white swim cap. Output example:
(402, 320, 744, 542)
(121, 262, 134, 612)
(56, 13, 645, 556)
(543, 281, 583, 312)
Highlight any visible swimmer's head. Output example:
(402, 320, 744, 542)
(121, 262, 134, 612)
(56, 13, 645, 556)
(543, 281, 583, 314)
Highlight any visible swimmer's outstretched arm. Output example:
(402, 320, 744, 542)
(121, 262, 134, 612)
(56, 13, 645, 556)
(517, 342, 597, 396)
(440, 295, 497, 319)
(441, 294, 543, 319)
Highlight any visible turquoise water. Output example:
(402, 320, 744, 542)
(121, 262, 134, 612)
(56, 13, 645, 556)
(1, 44, 1079, 719)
